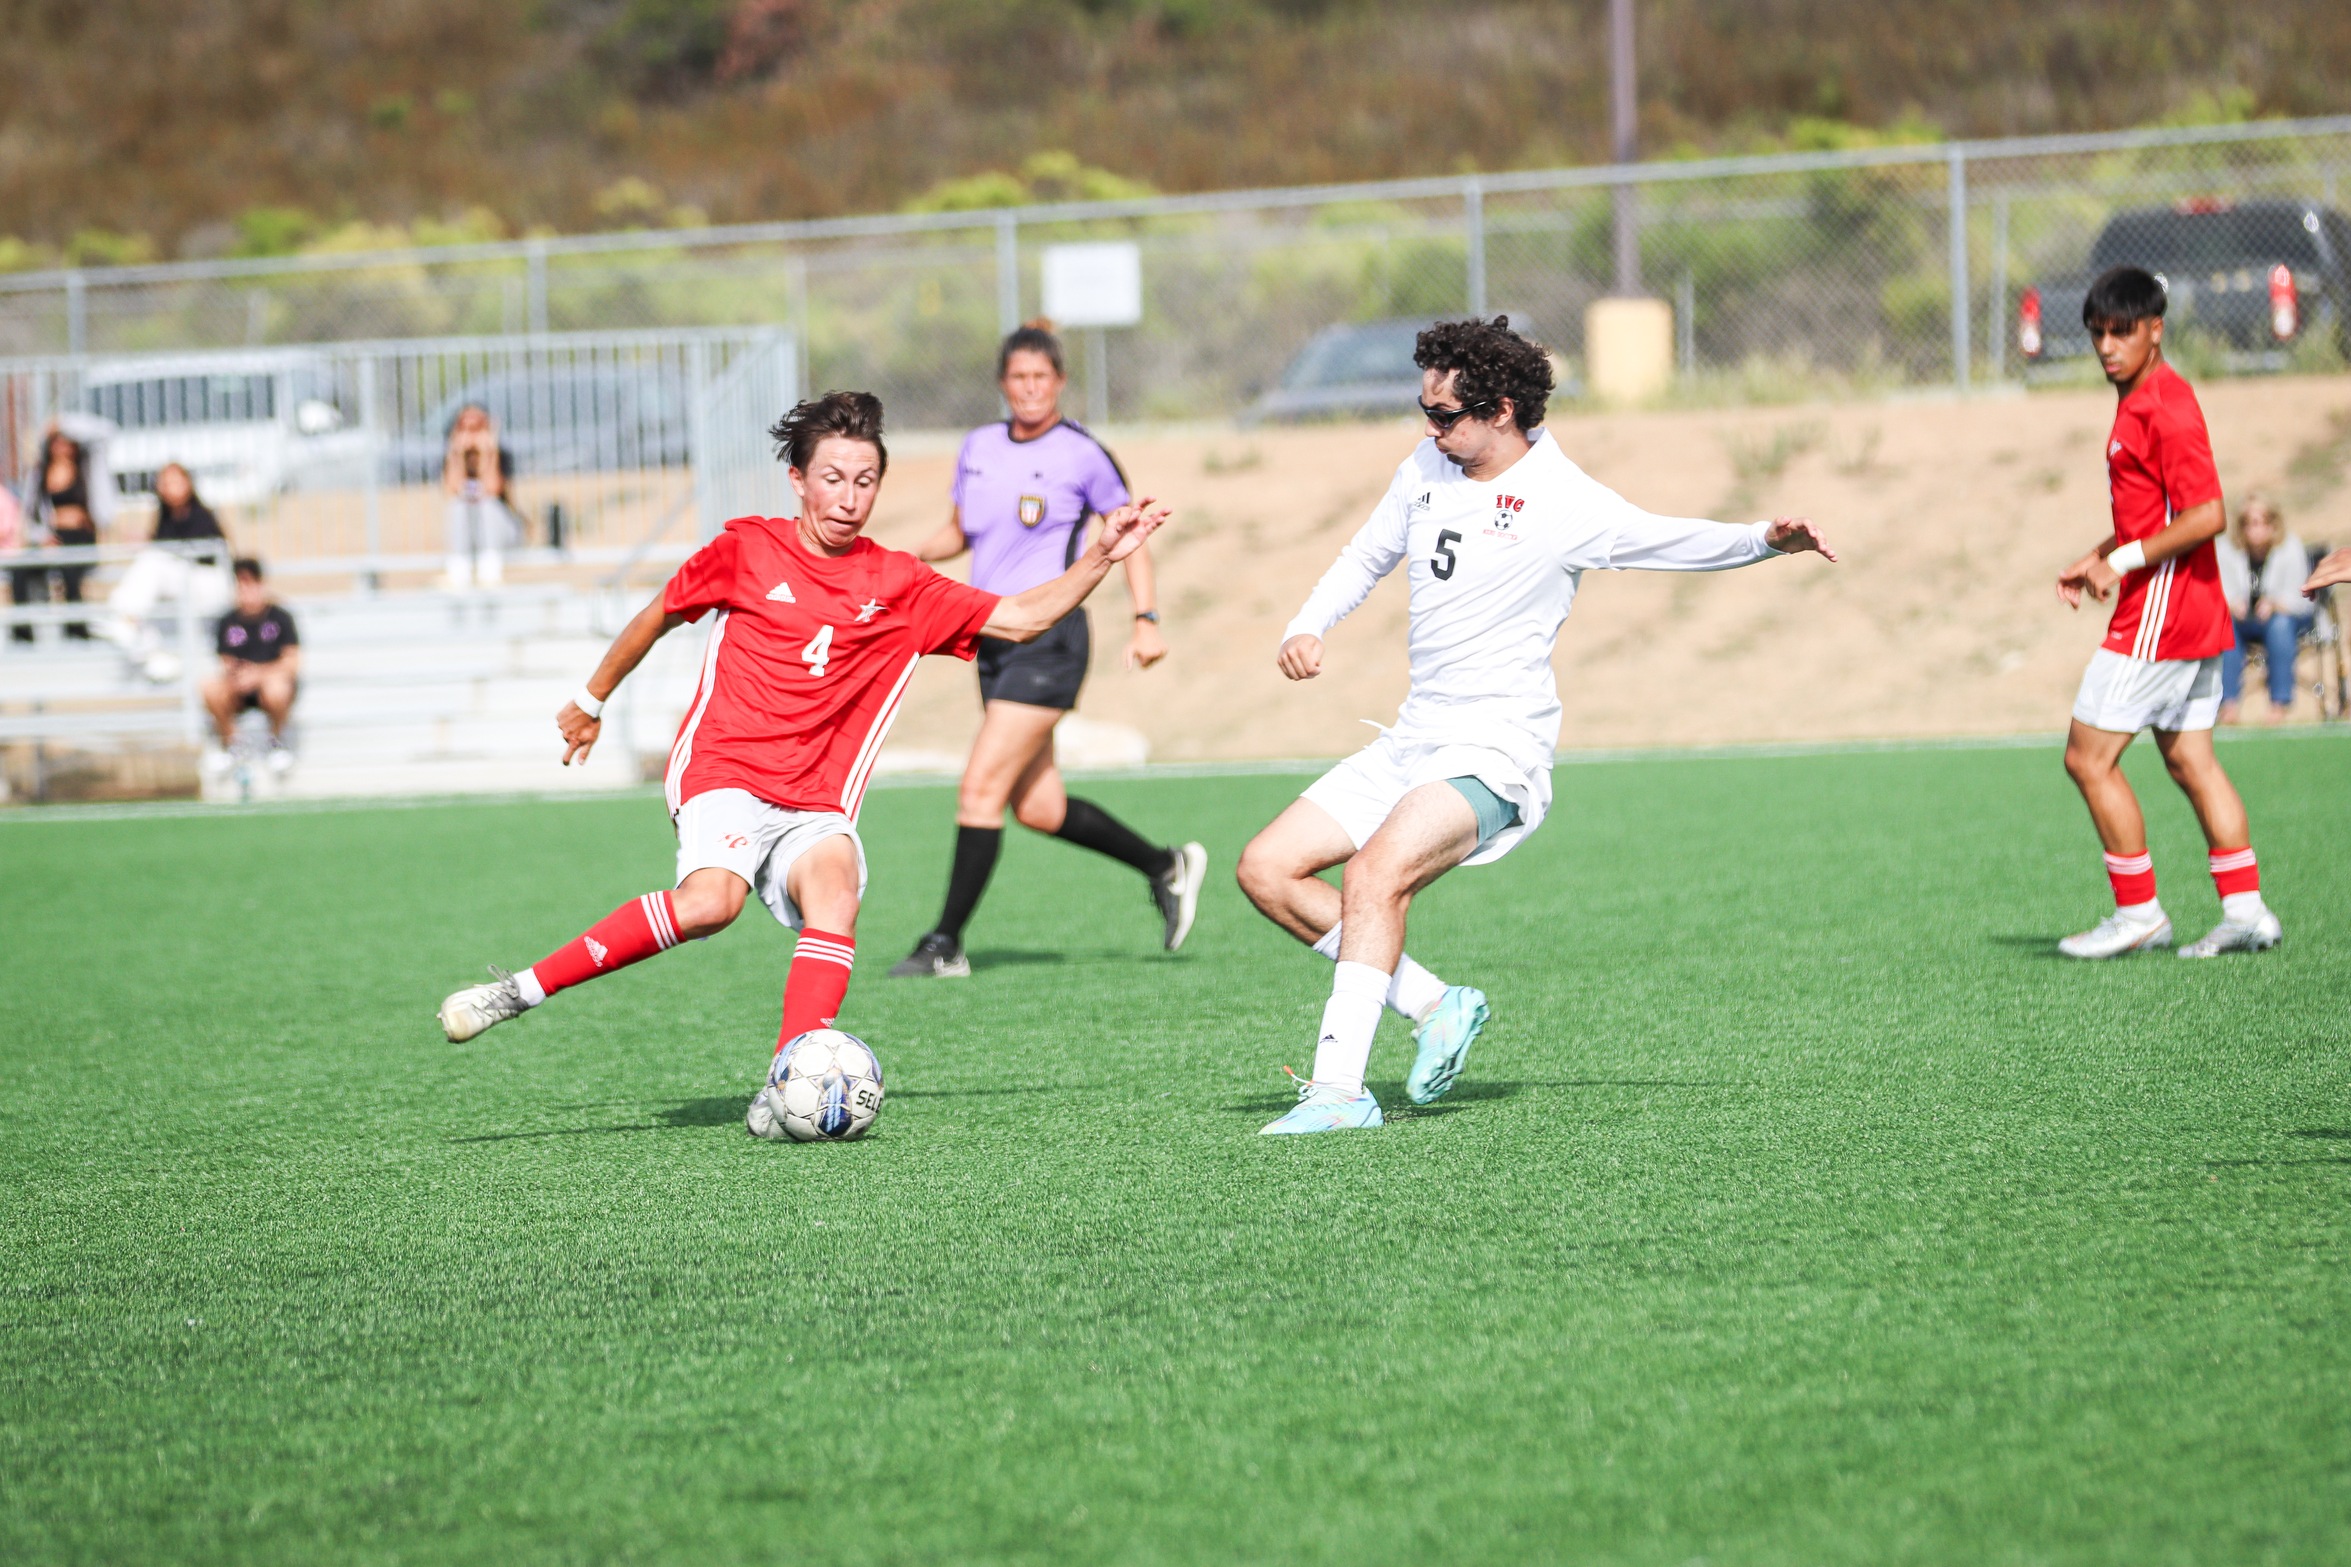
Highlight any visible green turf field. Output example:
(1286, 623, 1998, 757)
(6, 734, 2349, 1565)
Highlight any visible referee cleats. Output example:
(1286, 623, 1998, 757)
(1405, 985, 1489, 1105)
(2178, 907, 2282, 959)
(1152, 841, 1209, 952)
(888, 932, 971, 979)
(440, 965, 527, 1042)
(2057, 908, 2173, 960)
(1259, 1080, 1385, 1136)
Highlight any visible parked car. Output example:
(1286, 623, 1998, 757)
(2017, 198, 2351, 370)
(381, 367, 694, 484)
(1245, 314, 1570, 425)
(83, 350, 374, 507)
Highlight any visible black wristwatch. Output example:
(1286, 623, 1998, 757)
(1134, 610, 1160, 624)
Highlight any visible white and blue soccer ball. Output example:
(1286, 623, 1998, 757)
(748, 1029, 885, 1143)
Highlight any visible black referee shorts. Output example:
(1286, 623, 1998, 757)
(976, 608, 1090, 710)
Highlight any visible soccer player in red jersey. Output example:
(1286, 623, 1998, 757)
(436, 392, 1171, 1094)
(2053, 266, 2279, 960)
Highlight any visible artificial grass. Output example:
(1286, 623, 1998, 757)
(4, 734, 2348, 1565)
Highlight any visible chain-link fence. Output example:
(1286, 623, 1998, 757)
(0, 328, 793, 577)
(3, 116, 2349, 435)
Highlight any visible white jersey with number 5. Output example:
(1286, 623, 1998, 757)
(1284, 429, 1780, 774)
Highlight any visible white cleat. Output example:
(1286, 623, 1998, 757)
(1153, 841, 1210, 952)
(746, 1086, 789, 1140)
(439, 965, 528, 1042)
(2178, 909, 2282, 959)
(2058, 909, 2173, 960)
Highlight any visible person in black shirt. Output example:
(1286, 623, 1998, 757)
(202, 558, 301, 777)
(103, 463, 233, 678)
(10, 428, 103, 642)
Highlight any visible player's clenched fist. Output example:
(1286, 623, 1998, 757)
(1277, 633, 1324, 681)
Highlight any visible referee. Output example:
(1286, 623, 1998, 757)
(890, 323, 1207, 977)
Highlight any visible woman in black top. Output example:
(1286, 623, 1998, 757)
(11, 429, 100, 641)
(150, 463, 225, 544)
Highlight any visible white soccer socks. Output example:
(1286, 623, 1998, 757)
(1311, 923, 1447, 1023)
(1310, 961, 1393, 1099)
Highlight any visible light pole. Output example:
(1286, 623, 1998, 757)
(1610, 0, 1639, 295)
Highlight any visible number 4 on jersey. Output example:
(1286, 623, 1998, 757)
(802, 624, 834, 677)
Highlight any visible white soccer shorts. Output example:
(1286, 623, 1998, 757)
(1300, 731, 1549, 867)
(2072, 648, 2223, 735)
(673, 788, 868, 931)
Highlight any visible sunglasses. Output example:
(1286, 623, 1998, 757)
(1418, 398, 1494, 432)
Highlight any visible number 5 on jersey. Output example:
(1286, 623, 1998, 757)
(802, 624, 834, 677)
(1431, 529, 1462, 581)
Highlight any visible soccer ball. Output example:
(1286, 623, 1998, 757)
(748, 1029, 885, 1143)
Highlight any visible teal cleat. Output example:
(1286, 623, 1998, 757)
(1259, 1082, 1385, 1135)
(1405, 985, 1489, 1105)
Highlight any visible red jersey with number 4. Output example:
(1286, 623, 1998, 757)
(661, 516, 999, 817)
(2102, 362, 2231, 662)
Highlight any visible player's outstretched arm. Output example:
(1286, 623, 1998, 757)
(2304, 546, 2351, 597)
(1601, 504, 1837, 572)
(982, 499, 1172, 642)
(913, 507, 968, 564)
(558, 592, 688, 766)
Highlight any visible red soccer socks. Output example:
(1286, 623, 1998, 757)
(2208, 845, 2259, 899)
(777, 928, 855, 1048)
(2103, 850, 2156, 910)
(516, 891, 682, 1005)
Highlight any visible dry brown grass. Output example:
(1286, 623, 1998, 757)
(5, 2, 2351, 259)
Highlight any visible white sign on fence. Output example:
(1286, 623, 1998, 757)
(1041, 243, 1143, 328)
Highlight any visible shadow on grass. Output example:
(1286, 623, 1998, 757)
(1221, 1078, 1745, 1118)
(964, 948, 1170, 973)
(450, 1095, 743, 1143)
(1987, 934, 2074, 959)
(2203, 1130, 2351, 1166)
(2205, 1157, 2351, 1168)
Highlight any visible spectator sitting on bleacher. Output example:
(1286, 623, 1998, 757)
(202, 558, 300, 779)
(2215, 493, 2313, 724)
(99, 462, 232, 683)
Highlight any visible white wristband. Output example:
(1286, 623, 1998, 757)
(2107, 540, 2147, 575)
(574, 686, 605, 719)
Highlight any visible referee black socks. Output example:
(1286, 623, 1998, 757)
(934, 825, 1002, 944)
(1055, 797, 1178, 881)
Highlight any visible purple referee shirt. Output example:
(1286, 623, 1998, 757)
(951, 420, 1130, 596)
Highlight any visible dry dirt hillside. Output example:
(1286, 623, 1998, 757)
(858, 375, 2351, 766)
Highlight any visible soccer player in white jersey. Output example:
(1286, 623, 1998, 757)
(1235, 317, 1836, 1134)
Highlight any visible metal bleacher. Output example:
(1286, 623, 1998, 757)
(1, 550, 708, 803)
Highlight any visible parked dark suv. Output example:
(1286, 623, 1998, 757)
(2018, 198, 2351, 369)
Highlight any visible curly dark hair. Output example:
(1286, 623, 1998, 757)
(1413, 315, 1554, 431)
(768, 390, 888, 474)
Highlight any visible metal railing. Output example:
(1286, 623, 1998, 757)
(2, 116, 2349, 427)
(0, 327, 795, 586)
